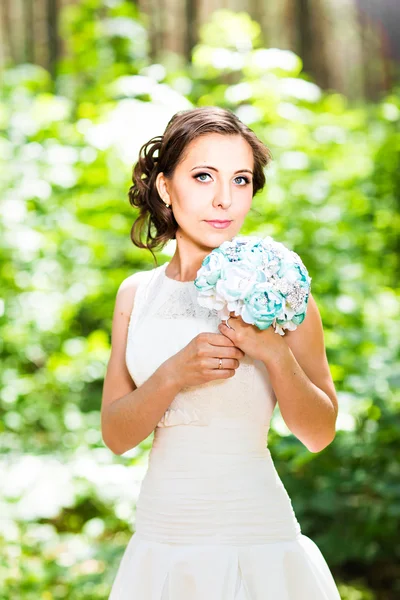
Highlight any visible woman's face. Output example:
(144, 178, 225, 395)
(156, 133, 254, 249)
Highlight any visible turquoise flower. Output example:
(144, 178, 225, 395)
(242, 284, 285, 330)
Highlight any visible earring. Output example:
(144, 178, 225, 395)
(165, 203, 170, 208)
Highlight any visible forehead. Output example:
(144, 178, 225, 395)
(179, 133, 253, 169)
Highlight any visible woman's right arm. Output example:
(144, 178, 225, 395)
(100, 273, 183, 455)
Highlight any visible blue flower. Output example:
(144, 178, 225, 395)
(242, 284, 285, 330)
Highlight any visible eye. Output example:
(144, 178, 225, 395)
(234, 175, 251, 185)
(193, 173, 251, 185)
(194, 172, 211, 182)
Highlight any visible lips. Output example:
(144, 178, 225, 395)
(205, 220, 232, 229)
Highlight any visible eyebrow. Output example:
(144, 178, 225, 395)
(190, 165, 253, 175)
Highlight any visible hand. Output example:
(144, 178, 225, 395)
(218, 311, 286, 364)
(168, 332, 245, 389)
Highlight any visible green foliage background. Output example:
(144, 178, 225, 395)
(0, 1, 399, 598)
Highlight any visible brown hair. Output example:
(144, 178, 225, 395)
(128, 106, 272, 264)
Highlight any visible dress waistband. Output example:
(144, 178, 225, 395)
(152, 420, 270, 458)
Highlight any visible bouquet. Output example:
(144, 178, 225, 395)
(193, 235, 312, 336)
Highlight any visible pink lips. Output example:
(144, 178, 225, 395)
(205, 220, 232, 229)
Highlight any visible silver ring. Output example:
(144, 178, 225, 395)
(218, 358, 222, 369)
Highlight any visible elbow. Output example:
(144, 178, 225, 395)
(306, 428, 336, 453)
(101, 424, 140, 455)
(101, 407, 151, 455)
(101, 414, 120, 454)
(101, 423, 141, 455)
(101, 432, 125, 455)
(101, 413, 133, 455)
(102, 435, 138, 456)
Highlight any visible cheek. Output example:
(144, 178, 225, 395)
(172, 185, 201, 215)
(235, 194, 252, 218)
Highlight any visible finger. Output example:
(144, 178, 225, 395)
(206, 332, 237, 347)
(212, 358, 239, 369)
(219, 322, 236, 334)
(206, 368, 236, 378)
(211, 337, 245, 358)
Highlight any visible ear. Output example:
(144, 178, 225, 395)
(155, 172, 171, 205)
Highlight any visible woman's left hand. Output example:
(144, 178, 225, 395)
(218, 311, 287, 365)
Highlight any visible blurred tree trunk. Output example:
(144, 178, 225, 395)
(140, 0, 158, 61)
(357, 1, 393, 101)
(1, 0, 18, 64)
(185, 0, 198, 59)
(24, 0, 35, 63)
(295, 0, 313, 77)
(47, 0, 58, 81)
(0, 0, 398, 101)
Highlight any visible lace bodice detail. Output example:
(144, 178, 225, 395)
(155, 287, 219, 320)
(125, 263, 277, 430)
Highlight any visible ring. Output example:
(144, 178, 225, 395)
(218, 358, 222, 369)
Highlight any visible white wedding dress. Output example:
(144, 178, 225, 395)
(108, 262, 341, 599)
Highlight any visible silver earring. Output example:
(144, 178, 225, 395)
(165, 203, 170, 208)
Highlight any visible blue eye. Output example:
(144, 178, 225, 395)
(234, 176, 251, 185)
(195, 173, 211, 182)
(194, 173, 251, 185)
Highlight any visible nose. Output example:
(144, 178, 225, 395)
(212, 180, 232, 209)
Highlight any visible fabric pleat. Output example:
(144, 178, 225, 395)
(109, 535, 341, 600)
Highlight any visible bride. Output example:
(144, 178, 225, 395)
(101, 105, 341, 599)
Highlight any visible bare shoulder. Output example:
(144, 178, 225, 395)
(110, 267, 154, 358)
(110, 270, 148, 363)
(115, 270, 148, 320)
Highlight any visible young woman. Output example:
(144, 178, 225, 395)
(102, 106, 341, 599)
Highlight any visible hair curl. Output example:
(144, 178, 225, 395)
(128, 106, 272, 264)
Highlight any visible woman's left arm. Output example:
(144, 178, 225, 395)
(262, 293, 338, 452)
(219, 293, 338, 453)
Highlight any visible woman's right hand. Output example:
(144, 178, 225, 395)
(165, 332, 245, 389)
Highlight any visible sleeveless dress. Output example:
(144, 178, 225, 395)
(108, 262, 341, 600)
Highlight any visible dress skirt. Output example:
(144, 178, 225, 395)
(108, 424, 341, 599)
